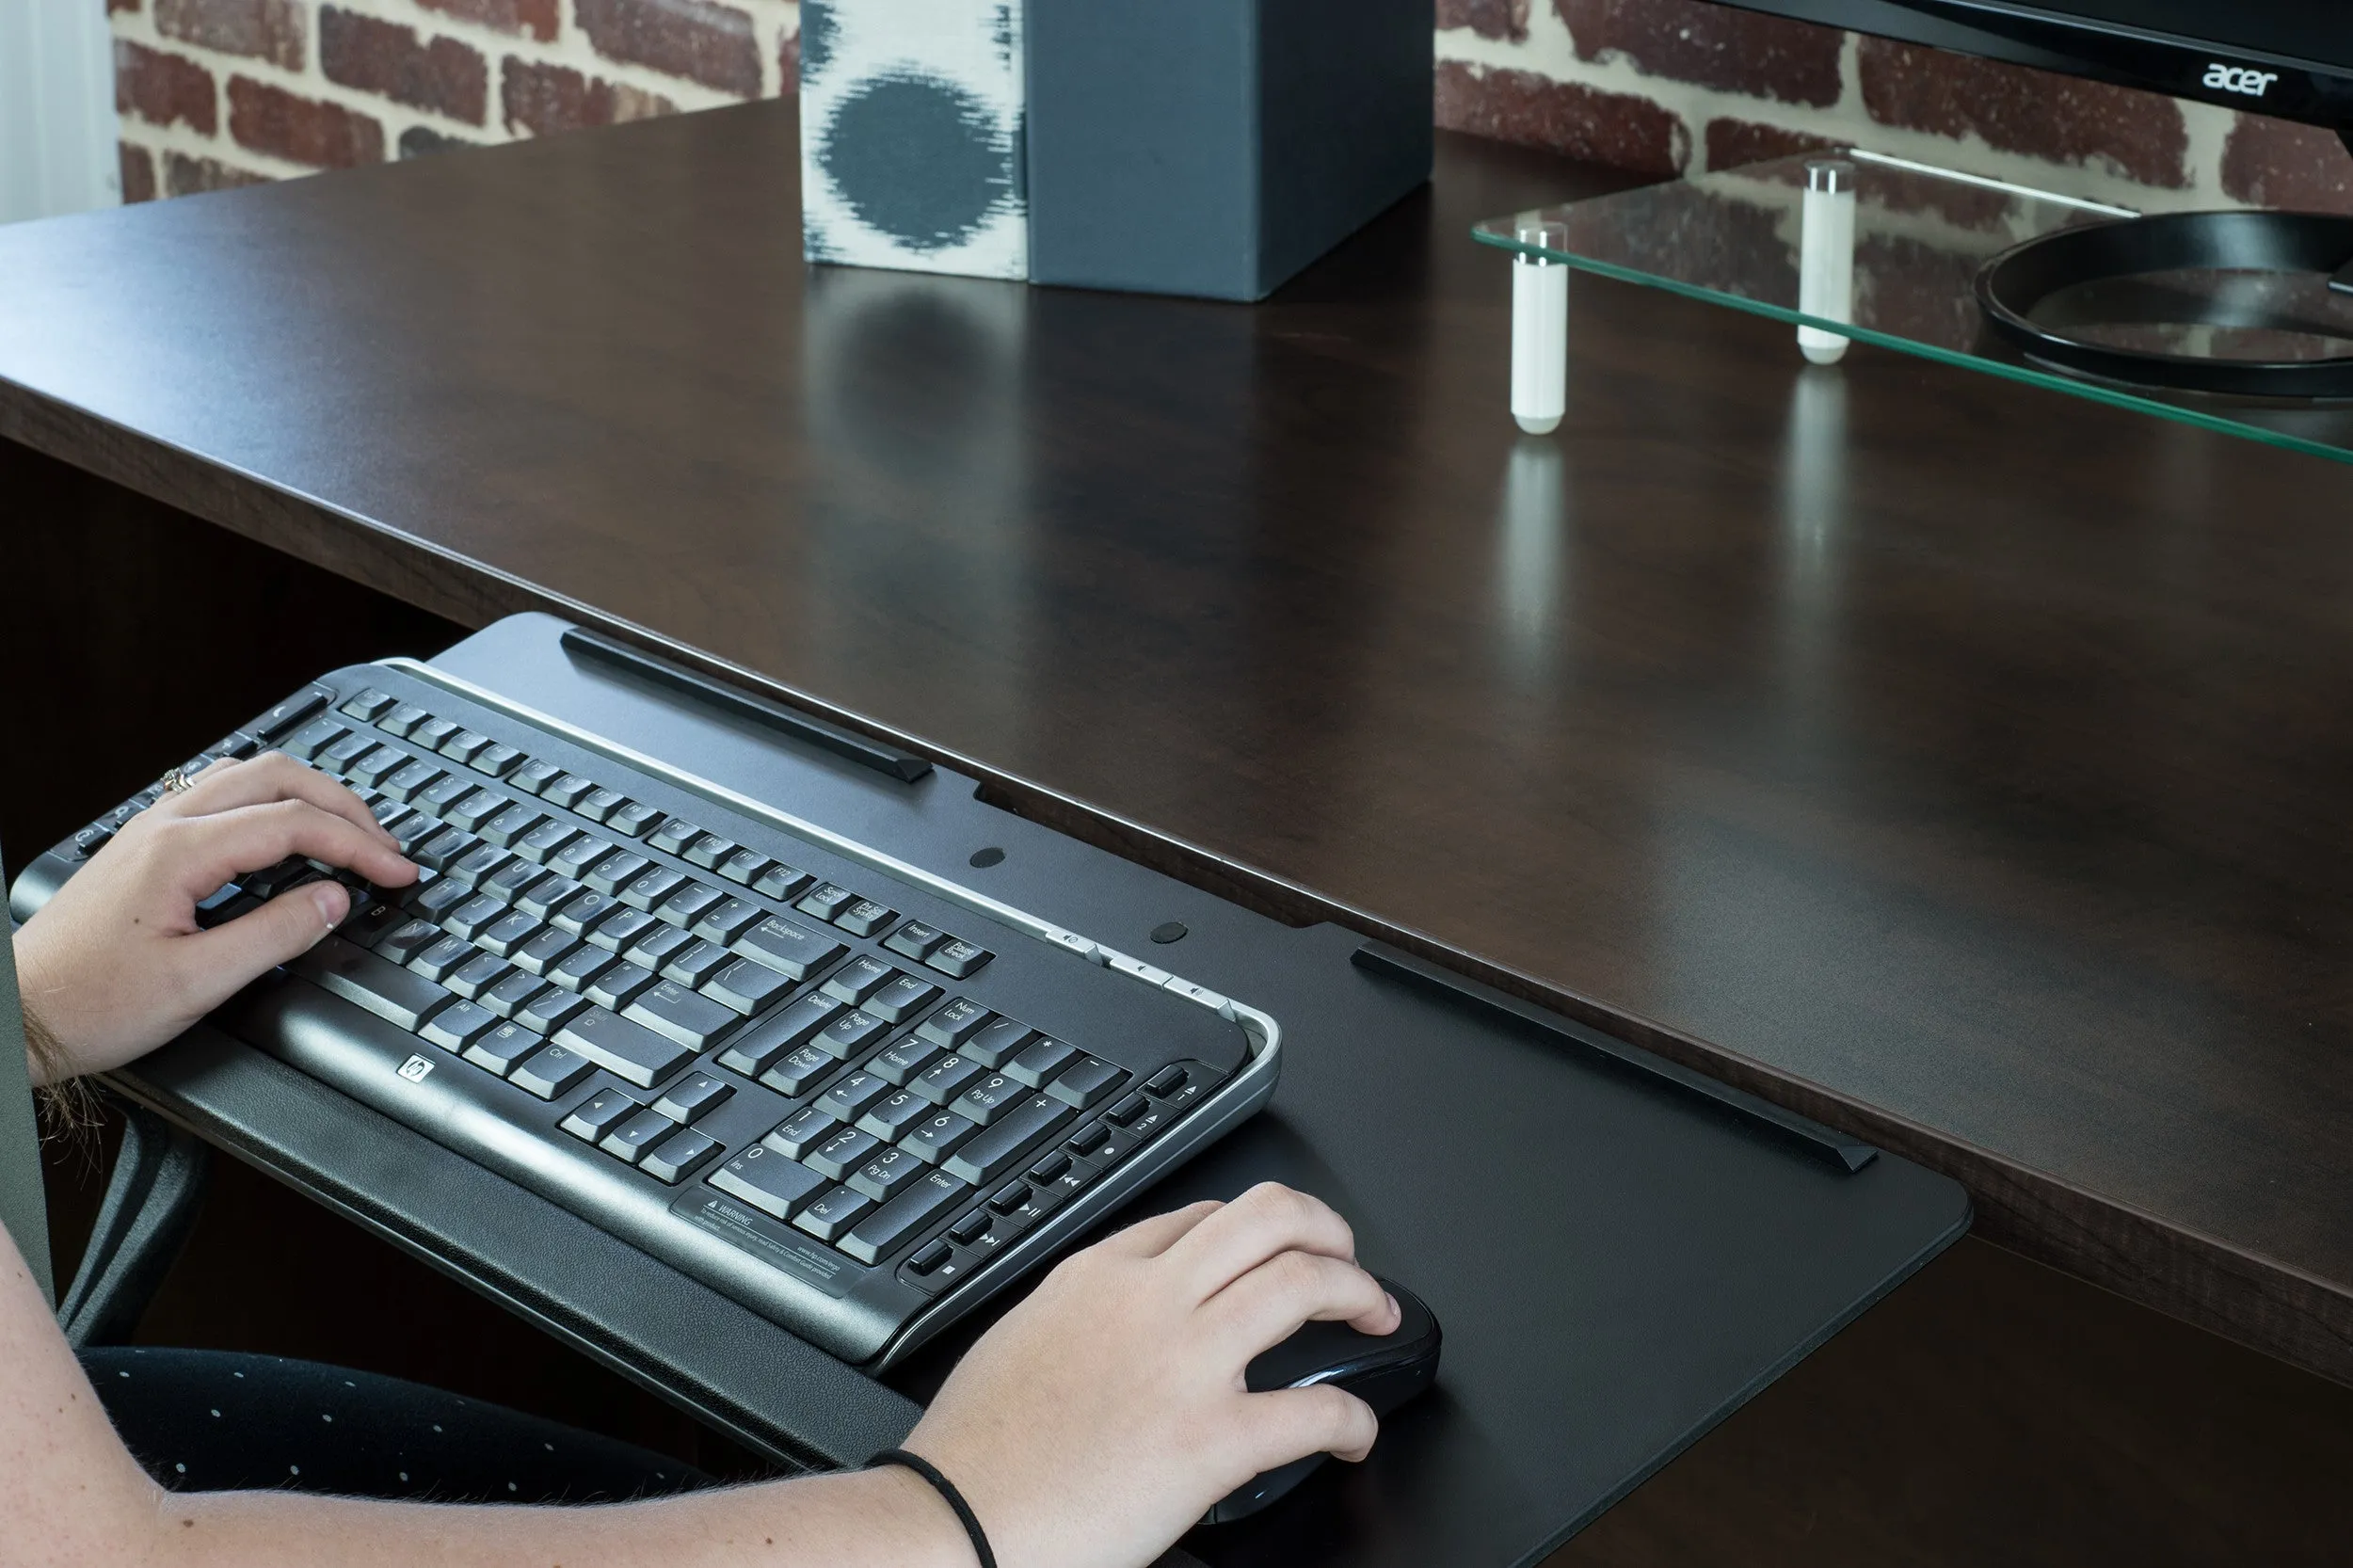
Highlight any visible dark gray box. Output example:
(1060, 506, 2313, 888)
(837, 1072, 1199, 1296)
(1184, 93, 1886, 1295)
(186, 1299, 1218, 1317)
(1025, 0, 1434, 301)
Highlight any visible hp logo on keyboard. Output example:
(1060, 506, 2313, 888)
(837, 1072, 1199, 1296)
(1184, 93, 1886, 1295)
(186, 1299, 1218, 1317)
(397, 1054, 436, 1083)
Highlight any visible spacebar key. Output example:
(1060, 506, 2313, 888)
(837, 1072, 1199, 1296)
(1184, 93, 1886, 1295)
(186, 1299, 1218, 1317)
(294, 936, 452, 1031)
(553, 1006, 694, 1088)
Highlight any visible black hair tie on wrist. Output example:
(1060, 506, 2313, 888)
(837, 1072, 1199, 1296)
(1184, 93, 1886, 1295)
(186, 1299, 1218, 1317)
(871, 1448, 997, 1568)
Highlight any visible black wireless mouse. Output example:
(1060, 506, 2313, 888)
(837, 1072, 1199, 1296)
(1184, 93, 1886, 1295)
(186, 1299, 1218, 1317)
(1202, 1278, 1442, 1525)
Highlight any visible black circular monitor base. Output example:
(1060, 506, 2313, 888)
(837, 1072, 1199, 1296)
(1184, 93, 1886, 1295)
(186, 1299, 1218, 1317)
(1975, 210, 2353, 400)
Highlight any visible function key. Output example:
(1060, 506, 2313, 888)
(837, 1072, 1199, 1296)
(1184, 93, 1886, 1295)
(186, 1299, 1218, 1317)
(472, 743, 526, 778)
(542, 774, 595, 810)
(408, 717, 461, 752)
(379, 703, 431, 738)
(837, 899, 897, 938)
(578, 787, 629, 824)
(283, 718, 351, 761)
(641, 1128, 722, 1185)
(926, 938, 993, 979)
(647, 818, 701, 856)
(716, 847, 773, 887)
(752, 863, 814, 902)
(712, 1147, 828, 1221)
(252, 684, 332, 742)
(683, 833, 737, 870)
(607, 802, 664, 840)
(439, 729, 493, 764)
(339, 688, 397, 723)
(796, 884, 856, 923)
(213, 731, 262, 760)
(510, 759, 565, 796)
(1024, 1150, 1071, 1185)
(1065, 1122, 1112, 1159)
(917, 997, 991, 1050)
(1048, 1056, 1128, 1110)
(884, 922, 948, 963)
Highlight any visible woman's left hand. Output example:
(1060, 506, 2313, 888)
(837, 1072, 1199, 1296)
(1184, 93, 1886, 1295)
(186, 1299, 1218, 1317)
(13, 752, 416, 1085)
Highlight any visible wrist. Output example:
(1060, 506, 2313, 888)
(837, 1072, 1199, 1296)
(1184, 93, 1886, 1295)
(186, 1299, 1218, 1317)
(851, 1462, 984, 1568)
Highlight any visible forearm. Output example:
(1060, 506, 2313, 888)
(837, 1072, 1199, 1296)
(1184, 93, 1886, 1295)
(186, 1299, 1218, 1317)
(117, 1464, 970, 1568)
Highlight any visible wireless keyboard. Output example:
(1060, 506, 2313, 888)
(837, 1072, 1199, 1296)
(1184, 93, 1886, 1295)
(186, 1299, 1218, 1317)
(11, 656, 1280, 1368)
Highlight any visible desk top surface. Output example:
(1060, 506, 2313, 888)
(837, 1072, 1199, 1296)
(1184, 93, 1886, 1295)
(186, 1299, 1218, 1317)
(4, 103, 2351, 1381)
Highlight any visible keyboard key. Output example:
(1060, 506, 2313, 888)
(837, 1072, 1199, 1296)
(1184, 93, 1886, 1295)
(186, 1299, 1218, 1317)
(516, 874, 584, 920)
(792, 1185, 874, 1242)
(511, 760, 565, 796)
(653, 1071, 732, 1123)
(660, 939, 733, 989)
(578, 787, 630, 824)
(717, 993, 841, 1076)
(283, 717, 350, 761)
(1026, 1151, 1071, 1184)
(420, 999, 499, 1052)
(294, 937, 452, 1032)
(482, 859, 550, 907)
(550, 835, 621, 883)
(476, 908, 543, 956)
(416, 775, 476, 817)
(584, 960, 658, 1012)
(514, 819, 582, 866)
(640, 1128, 721, 1184)
(796, 884, 856, 923)
(255, 686, 332, 742)
(952, 1073, 1027, 1127)
(751, 863, 813, 901)
(510, 1044, 595, 1099)
(443, 892, 507, 940)
(683, 832, 736, 869)
(483, 970, 550, 1019)
(624, 922, 694, 971)
(822, 954, 895, 1006)
(607, 802, 664, 840)
(867, 973, 941, 1023)
(963, 1016, 1035, 1068)
(1145, 1064, 1190, 1096)
(588, 905, 657, 952)
(989, 1179, 1032, 1214)
(440, 729, 492, 764)
(378, 702, 429, 739)
(472, 743, 525, 778)
(759, 1043, 837, 1096)
(560, 1087, 641, 1144)
(927, 939, 993, 979)
(1065, 1121, 1111, 1158)
(816, 1008, 888, 1061)
(837, 900, 897, 937)
(1048, 1057, 1128, 1110)
(762, 1107, 840, 1159)
(657, 881, 724, 927)
(870, 1035, 944, 1086)
(617, 866, 688, 915)
(551, 889, 620, 936)
(584, 852, 651, 896)
(1105, 1091, 1149, 1128)
(909, 1240, 953, 1276)
(384, 759, 447, 803)
(716, 847, 772, 886)
(949, 1208, 993, 1246)
(517, 987, 590, 1036)
(464, 1021, 541, 1077)
(884, 921, 948, 963)
(321, 732, 379, 776)
(1005, 1035, 1077, 1088)
(943, 1095, 1075, 1185)
(841, 1170, 969, 1264)
(446, 952, 514, 1000)
(445, 790, 505, 832)
(806, 1128, 883, 1181)
(732, 918, 843, 981)
(374, 918, 441, 966)
(541, 773, 594, 810)
(913, 1054, 984, 1106)
(693, 896, 766, 946)
(647, 818, 700, 856)
(555, 1006, 696, 1088)
(712, 1147, 828, 1221)
(898, 1111, 979, 1166)
(601, 1106, 679, 1164)
(481, 805, 547, 848)
(340, 687, 397, 723)
(704, 957, 793, 1016)
(856, 1088, 933, 1142)
(408, 717, 461, 754)
(547, 943, 615, 991)
(918, 998, 991, 1050)
(408, 935, 473, 983)
(448, 844, 513, 890)
(816, 1071, 891, 1123)
(349, 745, 408, 786)
(849, 1147, 927, 1203)
(624, 981, 738, 1051)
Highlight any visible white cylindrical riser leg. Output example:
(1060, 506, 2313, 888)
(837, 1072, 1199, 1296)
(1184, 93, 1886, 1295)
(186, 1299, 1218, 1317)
(1512, 256, 1568, 434)
(1798, 161, 1856, 366)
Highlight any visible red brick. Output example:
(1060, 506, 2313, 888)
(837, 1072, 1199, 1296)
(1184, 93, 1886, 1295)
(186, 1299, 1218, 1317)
(1704, 117, 1839, 171)
(419, 0, 560, 43)
(2220, 113, 2353, 213)
(501, 58, 677, 138)
(1435, 59, 1687, 177)
(164, 152, 274, 196)
(114, 40, 216, 136)
(577, 0, 760, 97)
(1561, 0, 1841, 107)
(321, 8, 489, 125)
(119, 144, 157, 204)
(228, 77, 387, 168)
(1437, 0, 1529, 42)
(1859, 36, 2186, 188)
(154, 0, 305, 72)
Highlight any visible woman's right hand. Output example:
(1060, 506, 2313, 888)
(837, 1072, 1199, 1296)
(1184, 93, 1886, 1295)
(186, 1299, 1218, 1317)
(904, 1181, 1401, 1568)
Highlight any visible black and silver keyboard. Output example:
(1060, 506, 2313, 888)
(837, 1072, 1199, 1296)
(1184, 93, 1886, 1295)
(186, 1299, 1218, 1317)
(11, 656, 1280, 1368)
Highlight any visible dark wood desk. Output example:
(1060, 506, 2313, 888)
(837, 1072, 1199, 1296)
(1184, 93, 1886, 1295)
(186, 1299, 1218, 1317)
(6, 104, 2353, 1557)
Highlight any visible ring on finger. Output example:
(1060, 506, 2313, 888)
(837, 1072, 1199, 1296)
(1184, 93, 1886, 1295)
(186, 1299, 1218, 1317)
(161, 766, 198, 794)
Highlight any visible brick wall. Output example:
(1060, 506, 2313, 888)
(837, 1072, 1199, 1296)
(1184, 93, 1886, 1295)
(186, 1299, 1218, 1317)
(110, 0, 2352, 216)
(1436, 0, 2353, 213)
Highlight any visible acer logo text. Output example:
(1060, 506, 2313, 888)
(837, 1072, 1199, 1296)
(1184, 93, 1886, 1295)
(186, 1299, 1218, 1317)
(2203, 64, 2279, 97)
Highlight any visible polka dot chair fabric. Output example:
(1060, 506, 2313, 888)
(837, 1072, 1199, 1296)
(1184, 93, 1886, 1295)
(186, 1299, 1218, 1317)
(83, 1348, 712, 1503)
